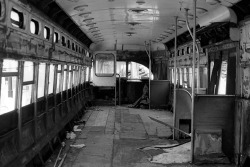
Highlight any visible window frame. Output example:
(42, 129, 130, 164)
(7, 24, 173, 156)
(30, 18, 40, 35)
(94, 53, 115, 77)
(54, 31, 60, 43)
(44, 25, 51, 40)
(10, 8, 24, 29)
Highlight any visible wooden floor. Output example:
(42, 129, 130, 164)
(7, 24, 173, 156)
(45, 106, 234, 167)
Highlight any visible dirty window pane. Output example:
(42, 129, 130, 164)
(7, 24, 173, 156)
(0, 77, 17, 115)
(179, 68, 183, 86)
(63, 67, 67, 91)
(128, 62, 152, 79)
(48, 64, 54, 95)
(56, 65, 61, 93)
(22, 84, 32, 107)
(218, 60, 228, 95)
(44, 26, 50, 40)
(56, 73, 61, 93)
(37, 63, 46, 98)
(11, 9, 23, 28)
(68, 71, 72, 89)
(183, 68, 188, 88)
(95, 53, 114, 76)
(81, 68, 85, 84)
(210, 61, 214, 81)
(86, 67, 89, 82)
(30, 19, 39, 35)
(116, 61, 126, 77)
(23, 61, 34, 82)
(189, 68, 192, 87)
(3, 59, 18, 72)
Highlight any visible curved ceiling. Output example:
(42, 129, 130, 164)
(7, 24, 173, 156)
(56, 0, 241, 51)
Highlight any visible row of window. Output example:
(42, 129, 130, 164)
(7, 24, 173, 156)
(0, 59, 91, 115)
(170, 67, 208, 89)
(170, 47, 206, 58)
(10, 8, 86, 55)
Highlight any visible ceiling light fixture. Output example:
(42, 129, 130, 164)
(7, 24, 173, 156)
(136, 0, 145, 5)
(128, 8, 148, 14)
(178, 20, 186, 25)
(74, 5, 88, 12)
(127, 22, 141, 26)
(205, 0, 220, 5)
(89, 27, 98, 31)
(196, 7, 208, 14)
(90, 30, 100, 33)
(172, 25, 182, 29)
(79, 12, 92, 18)
(83, 18, 94, 23)
(86, 23, 96, 27)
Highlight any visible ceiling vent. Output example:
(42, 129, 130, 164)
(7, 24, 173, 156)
(136, 0, 145, 5)
(198, 6, 237, 27)
(126, 32, 136, 36)
(83, 18, 94, 23)
(128, 8, 148, 14)
(74, 5, 88, 12)
(79, 12, 92, 18)
(128, 22, 141, 26)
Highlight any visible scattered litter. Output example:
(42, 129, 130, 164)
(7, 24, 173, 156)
(70, 144, 86, 148)
(53, 142, 65, 167)
(73, 125, 82, 132)
(74, 120, 86, 125)
(58, 153, 67, 167)
(150, 142, 191, 164)
(141, 143, 179, 151)
(66, 132, 76, 139)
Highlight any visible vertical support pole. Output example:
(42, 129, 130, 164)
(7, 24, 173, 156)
(60, 65, 64, 104)
(119, 75, 121, 105)
(34, 62, 39, 142)
(17, 61, 24, 151)
(53, 64, 58, 123)
(126, 61, 129, 79)
(144, 41, 151, 109)
(0, 60, 3, 109)
(149, 41, 151, 110)
(173, 16, 178, 140)
(115, 40, 117, 106)
(45, 63, 50, 131)
(191, 0, 197, 163)
(197, 46, 200, 93)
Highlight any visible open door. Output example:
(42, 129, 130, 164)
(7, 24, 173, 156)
(92, 51, 116, 87)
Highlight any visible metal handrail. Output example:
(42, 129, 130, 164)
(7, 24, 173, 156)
(116, 74, 121, 105)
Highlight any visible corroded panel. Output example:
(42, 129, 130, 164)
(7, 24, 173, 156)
(240, 22, 250, 61)
(0, 133, 18, 167)
(194, 129, 222, 156)
(242, 67, 250, 98)
(36, 115, 46, 139)
(21, 122, 35, 151)
(47, 108, 55, 130)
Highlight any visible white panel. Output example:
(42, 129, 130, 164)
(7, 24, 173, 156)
(92, 51, 116, 87)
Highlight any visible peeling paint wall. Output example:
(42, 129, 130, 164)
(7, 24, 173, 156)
(240, 20, 250, 98)
(194, 129, 222, 155)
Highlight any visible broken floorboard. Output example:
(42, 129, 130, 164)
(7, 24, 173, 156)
(45, 106, 235, 167)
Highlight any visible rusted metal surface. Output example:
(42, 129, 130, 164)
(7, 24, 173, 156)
(194, 129, 222, 156)
(0, 0, 90, 66)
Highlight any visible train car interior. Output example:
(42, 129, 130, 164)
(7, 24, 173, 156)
(1, 0, 250, 166)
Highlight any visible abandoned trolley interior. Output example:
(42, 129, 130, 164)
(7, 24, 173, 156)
(0, 0, 250, 166)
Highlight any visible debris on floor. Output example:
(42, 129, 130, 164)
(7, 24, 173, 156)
(73, 125, 82, 132)
(70, 144, 86, 148)
(66, 132, 76, 139)
(150, 142, 191, 164)
(140, 143, 179, 150)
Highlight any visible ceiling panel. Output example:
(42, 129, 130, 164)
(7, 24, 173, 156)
(56, 0, 241, 50)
